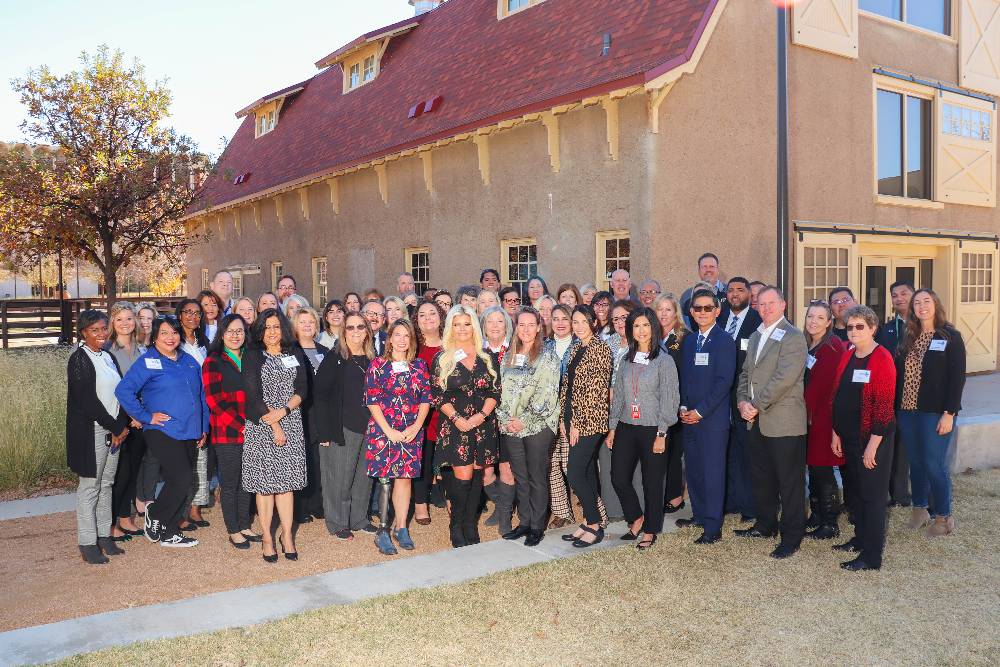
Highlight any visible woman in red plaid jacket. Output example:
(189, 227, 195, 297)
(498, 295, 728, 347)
(202, 314, 261, 549)
(830, 305, 897, 572)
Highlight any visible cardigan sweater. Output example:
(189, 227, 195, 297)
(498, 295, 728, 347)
(895, 324, 966, 415)
(66, 346, 129, 477)
(831, 345, 897, 444)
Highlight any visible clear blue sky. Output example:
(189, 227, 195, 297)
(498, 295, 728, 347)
(0, 0, 412, 156)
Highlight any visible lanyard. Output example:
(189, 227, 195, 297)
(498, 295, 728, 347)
(630, 358, 646, 403)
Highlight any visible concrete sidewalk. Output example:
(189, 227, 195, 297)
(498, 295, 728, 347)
(0, 516, 681, 666)
(0, 493, 76, 521)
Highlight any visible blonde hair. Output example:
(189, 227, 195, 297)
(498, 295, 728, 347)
(436, 305, 497, 389)
(233, 297, 256, 323)
(653, 293, 688, 343)
(108, 301, 141, 349)
(383, 318, 418, 362)
(338, 312, 375, 361)
(295, 307, 321, 337)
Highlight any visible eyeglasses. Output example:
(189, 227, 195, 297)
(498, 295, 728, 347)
(503, 297, 521, 304)
(831, 297, 853, 306)
(612, 315, 628, 323)
(690, 305, 716, 313)
(344, 324, 367, 331)
(845, 323, 868, 331)
(180, 309, 201, 316)
(224, 329, 245, 336)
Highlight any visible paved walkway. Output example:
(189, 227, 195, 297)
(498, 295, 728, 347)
(0, 516, 679, 666)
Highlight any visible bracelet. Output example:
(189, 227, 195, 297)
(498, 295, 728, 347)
(448, 412, 459, 423)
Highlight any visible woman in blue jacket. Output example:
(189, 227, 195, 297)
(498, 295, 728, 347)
(116, 316, 209, 548)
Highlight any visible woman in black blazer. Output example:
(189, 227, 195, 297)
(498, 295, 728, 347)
(292, 306, 331, 524)
(67, 310, 130, 564)
(895, 289, 966, 537)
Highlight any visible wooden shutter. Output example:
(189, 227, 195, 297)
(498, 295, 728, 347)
(791, 0, 858, 59)
(960, 0, 1000, 96)
(935, 91, 997, 207)
(954, 241, 999, 372)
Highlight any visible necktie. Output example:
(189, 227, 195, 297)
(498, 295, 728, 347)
(726, 314, 738, 339)
(696, 333, 705, 353)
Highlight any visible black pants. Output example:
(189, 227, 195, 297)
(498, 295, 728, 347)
(111, 430, 146, 520)
(295, 440, 324, 518)
(747, 422, 807, 547)
(214, 445, 252, 534)
(412, 439, 437, 505)
(143, 430, 196, 536)
(843, 434, 894, 568)
(504, 429, 554, 531)
(566, 433, 605, 525)
(808, 464, 837, 491)
(611, 424, 668, 533)
(663, 423, 684, 503)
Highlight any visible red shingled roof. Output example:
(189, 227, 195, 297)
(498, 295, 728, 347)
(192, 0, 719, 215)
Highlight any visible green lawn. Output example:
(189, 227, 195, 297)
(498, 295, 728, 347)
(58, 469, 1000, 666)
(0, 347, 73, 493)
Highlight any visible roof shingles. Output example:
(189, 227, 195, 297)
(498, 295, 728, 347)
(194, 0, 717, 214)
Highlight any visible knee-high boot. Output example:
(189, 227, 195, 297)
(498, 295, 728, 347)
(806, 478, 841, 540)
(462, 469, 484, 545)
(483, 480, 500, 526)
(446, 475, 471, 548)
(494, 481, 516, 536)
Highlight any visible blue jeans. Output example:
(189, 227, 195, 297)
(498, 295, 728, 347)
(897, 411, 953, 517)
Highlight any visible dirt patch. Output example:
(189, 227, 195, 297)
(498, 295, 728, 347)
(0, 502, 494, 633)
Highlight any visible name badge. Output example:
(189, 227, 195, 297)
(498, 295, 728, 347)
(852, 369, 871, 384)
(392, 361, 410, 374)
(740, 338, 749, 352)
(281, 355, 300, 369)
(631, 403, 642, 419)
(929, 339, 947, 352)
(695, 353, 710, 366)
(144, 358, 162, 370)
(634, 352, 650, 366)
(770, 329, 786, 342)
(514, 354, 527, 368)
(454, 349, 468, 363)
(806, 355, 817, 370)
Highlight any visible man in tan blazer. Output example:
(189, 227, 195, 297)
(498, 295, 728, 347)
(735, 286, 808, 559)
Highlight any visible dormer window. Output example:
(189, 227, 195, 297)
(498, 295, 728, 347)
(254, 102, 279, 138)
(342, 45, 382, 93)
(498, 0, 546, 19)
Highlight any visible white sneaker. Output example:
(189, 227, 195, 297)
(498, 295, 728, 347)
(144, 503, 162, 543)
(160, 534, 198, 548)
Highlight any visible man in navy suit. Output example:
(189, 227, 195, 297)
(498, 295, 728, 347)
(677, 289, 737, 544)
(722, 277, 762, 522)
(876, 280, 914, 507)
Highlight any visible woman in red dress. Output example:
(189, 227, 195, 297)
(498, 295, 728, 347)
(364, 319, 431, 555)
(413, 300, 445, 525)
(803, 300, 847, 539)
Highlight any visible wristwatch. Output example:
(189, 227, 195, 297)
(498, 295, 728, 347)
(656, 431, 667, 438)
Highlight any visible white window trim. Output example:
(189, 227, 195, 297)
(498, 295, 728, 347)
(859, 7, 956, 44)
(500, 237, 538, 294)
(270, 261, 283, 292)
(404, 246, 431, 294)
(312, 257, 328, 307)
(595, 230, 630, 290)
(497, 0, 546, 20)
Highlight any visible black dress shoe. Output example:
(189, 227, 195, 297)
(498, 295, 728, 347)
(502, 526, 531, 540)
(229, 537, 251, 550)
(840, 557, 879, 571)
(832, 539, 861, 552)
(188, 519, 210, 528)
(663, 500, 686, 514)
(740, 515, 756, 524)
(524, 530, 544, 547)
(806, 524, 840, 540)
(694, 531, 721, 545)
(296, 515, 314, 524)
(734, 526, 777, 538)
(241, 532, 263, 543)
(674, 518, 698, 528)
(770, 543, 799, 559)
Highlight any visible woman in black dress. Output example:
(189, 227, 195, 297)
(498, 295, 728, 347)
(431, 305, 501, 548)
(654, 293, 688, 513)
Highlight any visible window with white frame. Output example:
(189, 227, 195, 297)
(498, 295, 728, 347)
(363, 56, 376, 83)
(596, 231, 630, 290)
(350, 63, 361, 89)
(405, 247, 430, 296)
(962, 252, 994, 303)
(802, 246, 850, 303)
(502, 238, 538, 297)
(876, 87, 932, 200)
(270, 261, 283, 292)
(201, 268, 210, 290)
(313, 257, 328, 307)
(231, 272, 243, 299)
(499, 0, 546, 18)
(860, 0, 951, 36)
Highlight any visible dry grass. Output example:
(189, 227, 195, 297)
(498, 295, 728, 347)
(58, 470, 1000, 667)
(0, 347, 73, 493)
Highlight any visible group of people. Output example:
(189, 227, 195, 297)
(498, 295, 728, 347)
(67, 253, 966, 571)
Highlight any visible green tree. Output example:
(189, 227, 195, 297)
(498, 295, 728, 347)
(0, 46, 207, 304)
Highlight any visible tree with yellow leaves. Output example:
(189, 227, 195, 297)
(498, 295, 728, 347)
(0, 46, 208, 304)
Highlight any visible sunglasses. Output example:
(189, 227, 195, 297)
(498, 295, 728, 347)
(690, 305, 716, 313)
(845, 323, 868, 331)
(344, 324, 367, 331)
(809, 299, 829, 306)
(503, 297, 521, 304)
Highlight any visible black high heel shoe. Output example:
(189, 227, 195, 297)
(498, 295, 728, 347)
(636, 534, 658, 550)
(262, 544, 278, 564)
(562, 524, 587, 542)
(279, 535, 298, 561)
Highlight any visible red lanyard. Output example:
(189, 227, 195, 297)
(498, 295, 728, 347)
(630, 358, 646, 402)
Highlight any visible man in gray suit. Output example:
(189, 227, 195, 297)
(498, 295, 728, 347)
(734, 286, 808, 559)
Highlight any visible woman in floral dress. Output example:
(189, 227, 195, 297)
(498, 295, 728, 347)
(431, 305, 502, 548)
(364, 319, 431, 555)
